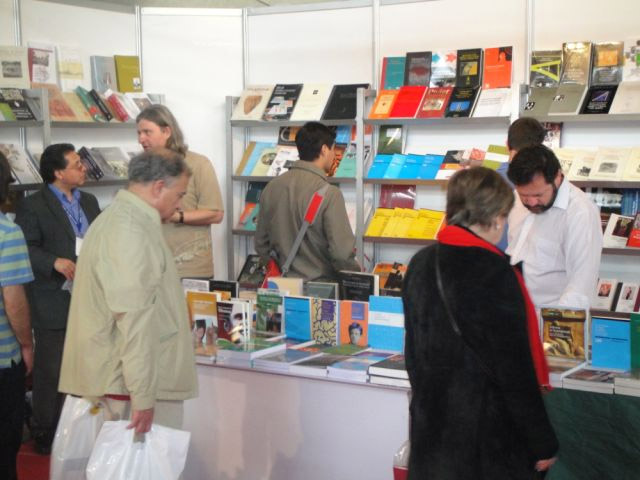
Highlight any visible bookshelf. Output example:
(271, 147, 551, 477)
(365, 116, 511, 127)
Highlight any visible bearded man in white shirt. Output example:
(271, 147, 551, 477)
(506, 145, 603, 309)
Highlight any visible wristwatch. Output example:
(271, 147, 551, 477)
(178, 210, 184, 224)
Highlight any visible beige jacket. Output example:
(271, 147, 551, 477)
(255, 160, 359, 281)
(59, 190, 198, 410)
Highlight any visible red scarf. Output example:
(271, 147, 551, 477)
(437, 224, 550, 388)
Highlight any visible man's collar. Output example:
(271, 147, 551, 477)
(116, 189, 161, 224)
(48, 183, 79, 202)
(552, 175, 570, 211)
(290, 160, 328, 181)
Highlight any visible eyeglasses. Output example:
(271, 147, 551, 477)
(65, 161, 85, 171)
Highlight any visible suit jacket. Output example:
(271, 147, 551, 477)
(15, 186, 101, 330)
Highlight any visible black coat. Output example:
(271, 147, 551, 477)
(402, 242, 558, 480)
(15, 186, 101, 330)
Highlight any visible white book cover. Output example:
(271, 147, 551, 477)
(27, 42, 57, 86)
(125, 92, 153, 113)
(290, 84, 331, 121)
(266, 145, 298, 177)
(567, 150, 597, 181)
(0, 144, 42, 184)
(0, 46, 29, 89)
(603, 214, 634, 248)
(609, 81, 640, 114)
(554, 148, 584, 175)
(471, 87, 511, 117)
(548, 84, 588, 116)
(615, 282, 639, 313)
(593, 278, 619, 309)
(91, 146, 130, 179)
(231, 85, 274, 121)
(622, 147, 640, 181)
(623, 37, 640, 82)
(588, 147, 631, 181)
(369, 375, 410, 389)
(56, 46, 85, 91)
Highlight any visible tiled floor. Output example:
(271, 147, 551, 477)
(17, 440, 49, 480)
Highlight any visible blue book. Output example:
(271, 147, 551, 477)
(591, 317, 630, 370)
(397, 154, 424, 179)
(242, 142, 276, 176)
(335, 125, 352, 145)
(368, 295, 404, 352)
(382, 154, 407, 179)
(334, 146, 356, 178)
(382, 57, 406, 90)
(418, 154, 445, 179)
(367, 154, 393, 179)
(284, 296, 312, 341)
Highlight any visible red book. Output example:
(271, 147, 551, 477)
(416, 87, 453, 118)
(389, 86, 427, 118)
(482, 46, 513, 89)
(106, 92, 130, 122)
(627, 213, 640, 248)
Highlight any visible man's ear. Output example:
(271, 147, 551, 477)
(150, 179, 165, 198)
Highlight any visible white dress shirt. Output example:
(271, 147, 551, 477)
(507, 177, 603, 309)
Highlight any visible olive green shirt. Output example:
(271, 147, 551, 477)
(255, 160, 359, 281)
(59, 190, 198, 410)
(162, 151, 224, 278)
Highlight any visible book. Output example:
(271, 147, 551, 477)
(366, 154, 392, 179)
(90, 147, 130, 179)
(104, 89, 130, 122)
(591, 316, 630, 371)
(0, 89, 36, 121)
(288, 353, 349, 377)
(311, 298, 339, 346)
(32, 83, 75, 122)
(406, 209, 445, 239)
(88, 149, 122, 180)
(0, 144, 42, 184)
(333, 143, 356, 178)
(547, 84, 588, 116)
(186, 291, 218, 358)
(283, 296, 312, 341)
(562, 367, 616, 394)
(215, 300, 251, 346)
(0, 46, 29, 89)
(445, 87, 480, 118)
(368, 354, 408, 379)
(182, 279, 238, 298)
(338, 271, 379, 301)
(266, 145, 298, 177)
(623, 37, 640, 82)
(327, 351, 395, 383)
(380, 56, 406, 90)
(560, 42, 592, 85)
(482, 46, 512, 89)
(237, 254, 265, 289)
(430, 50, 457, 87)
(397, 154, 422, 179)
(238, 201, 259, 228)
(415, 87, 452, 118)
(591, 42, 624, 86)
(594, 278, 621, 309)
(609, 81, 640, 114)
(368, 90, 399, 119)
(89, 89, 114, 121)
(60, 92, 91, 122)
(89, 56, 117, 94)
(368, 295, 404, 352)
(628, 213, 640, 248)
(456, 48, 482, 88)
(369, 375, 410, 388)
(252, 348, 323, 373)
(472, 87, 511, 117)
(541, 122, 563, 149)
(114, 55, 142, 92)
(615, 283, 640, 313)
(249, 146, 278, 176)
(378, 184, 416, 209)
(365, 208, 394, 236)
(264, 276, 303, 296)
(377, 125, 404, 155)
(236, 142, 272, 176)
(580, 85, 618, 114)
(261, 83, 302, 121)
(231, 85, 274, 121)
(304, 281, 338, 300)
(389, 85, 426, 118)
(540, 307, 586, 364)
(216, 338, 286, 366)
(522, 86, 557, 116)
(255, 290, 284, 335)
(404, 51, 432, 86)
(567, 150, 597, 181)
(56, 46, 84, 91)
(27, 42, 57, 85)
(322, 83, 369, 120)
(604, 214, 634, 248)
(77, 147, 104, 181)
(75, 86, 107, 122)
(382, 154, 406, 179)
(289, 83, 331, 121)
(125, 92, 153, 114)
(530, 50, 562, 87)
(372, 262, 406, 297)
(589, 147, 630, 181)
(339, 301, 368, 347)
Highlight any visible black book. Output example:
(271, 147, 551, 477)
(445, 87, 480, 117)
(89, 89, 113, 121)
(78, 146, 104, 181)
(456, 48, 483, 88)
(338, 271, 379, 301)
(581, 85, 618, 114)
(245, 181, 267, 203)
(0, 88, 36, 121)
(88, 148, 120, 180)
(321, 83, 370, 120)
(209, 280, 239, 298)
(262, 84, 303, 121)
(404, 51, 432, 86)
(237, 254, 265, 289)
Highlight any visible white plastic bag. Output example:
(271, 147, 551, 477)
(393, 439, 410, 468)
(86, 420, 191, 480)
(50, 395, 105, 480)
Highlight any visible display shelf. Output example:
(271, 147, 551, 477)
(9, 179, 128, 192)
(230, 119, 356, 128)
(364, 236, 435, 246)
(50, 121, 137, 129)
(572, 180, 640, 189)
(232, 229, 256, 236)
(601, 247, 640, 256)
(364, 178, 447, 187)
(521, 113, 640, 124)
(232, 174, 355, 185)
(589, 309, 632, 320)
(365, 116, 511, 127)
(0, 120, 44, 128)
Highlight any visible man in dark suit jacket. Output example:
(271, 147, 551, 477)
(15, 143, 101, 454)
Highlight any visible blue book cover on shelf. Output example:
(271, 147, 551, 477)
(382, 57, 407, 90)
(335, 125, 352, 145)
(383, 154, 407, 179)
(397, 154, 424, 179)
(284, 296, 312, 341)
(368, 295, 404, 352)
(334, 145, 356, 178)
(367, 154, 393, 179)
(243, 142, 276, 176)
(591, 317, 630, 370)
(418, 154, 445, 179)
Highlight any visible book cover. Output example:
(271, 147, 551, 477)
(404, 51, 432, 86)
(547, 83, 588, 116)
(266, 145, 298, 177)
(377, 125, 404, 155)
(541, 122, 563, 150)
(616, 282, 640, 313)
(632, 313, 640, 370)
(338, 271, 378, 301)
(256, 290, 284, 334)
(368, 295, 404, 352)
(0, 89, 36, 121)
(560, 42, 592, 85)
(289, 353, 349, 376)
(472, 87, 511, 117)
(380, 56, 406, 90)
(0, 144, 42, 184)
(90, 55, 117, 94)
(456, 48, 482, 88)
(365, 208, 394, 237)
(0, 46, 30, 89)
(591, 316, 630, 370)
(253, 348, 322, 372)
(628, 213, 640, 248)
(623, 37, 640, 82)
(379, 208, 403, 237)
(522, 86, 557, 116)
(237, 254, 265, 289)
(389, 85, 426, 118)
(445, 86, 480, 117)
(594, 278, 621, 309)
(284, 296, 312, 341)
(249, 146, 279, 176)
(114, 55, 142, 92)
(373, 262, 406, 297)
(89, 89, 114, 121)
(540, 307, 586, 362)
(333, 144, 356, 178)
(622, 149, 640, 181)
(603, 214, 634, 248)
(311, 298, 339, 346)
(530, 50, 562, 87)
(368, 90, 399, 119)
(265, 276, 303, 296)
(327, 351, 394, 382)
(60, 92, 91, 122)
(382, 154, 407, 179)
(592, 42, 624, 86)
(261, 83, 302, 121)
(75, 86, 107, 122)
(290, 83, 331, 121)
(567, 150, 597, 181)
(186, 291, 218, 357)
(397, 154, 422, 179)
(430, 50, 457, 87)
(339, 301, 368, 347)
(108, 90, 139, 119)
(104, 89, 130, 122)
(91, 147, 129, 179)
(581, 85, 618, 114)
(415, 87, 452, 118)
(609, 81, 640, 114)
(239, 143, 275, 176)
(56, 46, 84, 91)
(563, 367, 616, 393)
(589, 147, 630, 181)
(216, 300, 250, 345)
(379, 184, 416, 209)
(27, 42, 57, 85)
(88, 149, 121, 180)
(482, 46, 512, 89)
(231, 85, 274, 121)
(304, 281, 338, 300)
(366, 154, 393, 179)
(77, 146, 104, 180)
(368, 354, 407, 379)
(321, 83, 369, 120)
(406, 209, 445, 239)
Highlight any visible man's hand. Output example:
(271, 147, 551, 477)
(127, 408, 154, 434)
(21, 344, 33, 376)
(54, 258, 76, 281)
(535, 457, 557, 472)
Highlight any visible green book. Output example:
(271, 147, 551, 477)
(631, 313, 640, 372)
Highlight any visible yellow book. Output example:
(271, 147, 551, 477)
(62, 92, 93, 122)
(235, 142, 256, 175)
(407, 209, 445, 239)
(186, 291, 220, 357)
(114, 55, 142, 92)
(380, 208, 405, 237)
(365, 208, 394, 237)
(394, 209, 419, 238)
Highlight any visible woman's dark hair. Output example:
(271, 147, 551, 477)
(507, 145, 561, 186)
(40, 143, 75, 184)
(446, 167, 514, 228)
(295, 122, 336, 161)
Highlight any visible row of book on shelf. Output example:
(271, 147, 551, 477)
(0, 143, 133, 185)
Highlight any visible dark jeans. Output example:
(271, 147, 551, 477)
(32, 328, 66, 445)
(0, 360, 25, 480)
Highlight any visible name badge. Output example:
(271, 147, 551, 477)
(75, 237, 84, 256)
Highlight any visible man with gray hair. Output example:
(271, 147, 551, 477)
(59, 148, 198, 433)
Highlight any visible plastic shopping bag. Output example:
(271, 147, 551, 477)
(50, 395, 105, 480)
(393, 440, 410, 480)
(86, 420, 191, 480)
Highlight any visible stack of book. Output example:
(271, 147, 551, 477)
(368, 354, 410, 388)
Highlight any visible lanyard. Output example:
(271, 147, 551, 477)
(61, 199, 83, 235)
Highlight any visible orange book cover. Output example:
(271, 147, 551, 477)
(627, 213, 640, 248)
(483, 46, 512, 89)
(389, 85, 427, 118)
(339, 301, 369, 347)
(186, 291, 219, 356)
(237, 202, 257, 229)
(369, 90, 399, 119)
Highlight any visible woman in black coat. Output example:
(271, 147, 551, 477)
(403, 167, 558, 479)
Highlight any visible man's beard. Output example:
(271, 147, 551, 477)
(525, 183, 558, 214)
